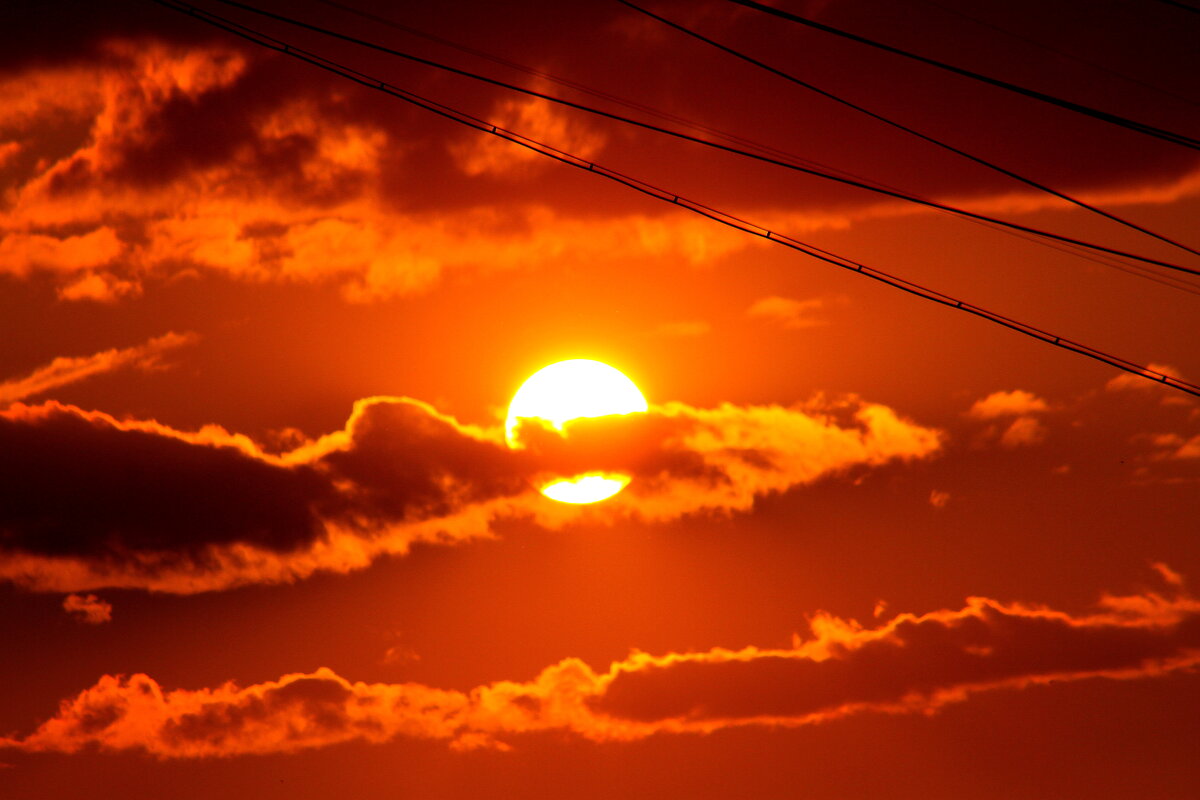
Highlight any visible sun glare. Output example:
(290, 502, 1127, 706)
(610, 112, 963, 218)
(506, 359, 647, 504)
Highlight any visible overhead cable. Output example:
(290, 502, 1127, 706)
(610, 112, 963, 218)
(196, 0, 1200, 278)
(151, 0, 1200, 400)
(619, 0, 1200, 262)
(724, 0, 1200, 151)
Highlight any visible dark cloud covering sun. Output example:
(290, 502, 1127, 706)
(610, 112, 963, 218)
(0, 1, 1198, 798)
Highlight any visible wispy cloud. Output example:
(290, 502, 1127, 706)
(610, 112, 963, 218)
(0, 332, 196, 404)
(747, 296, 827, 330)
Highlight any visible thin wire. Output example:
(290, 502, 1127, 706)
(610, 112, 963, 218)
(724, 0, 1200, 150)
(314, 0, 914, 189)
(1149, 0, 1200, 15)
(911, 0, 1199, 109)
(152, 0, 1200, 399)
(618, 0, 1200, 262)
(198, 0, 1200, 278)
(272, 0, 1200, 297)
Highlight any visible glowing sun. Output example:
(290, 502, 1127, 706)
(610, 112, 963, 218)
(506, 359, 648, 504)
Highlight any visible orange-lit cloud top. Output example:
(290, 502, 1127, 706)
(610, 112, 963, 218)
(0, 393, 940, 594)
(0, 332, 195, 404)
(5, 580, 1196, 756)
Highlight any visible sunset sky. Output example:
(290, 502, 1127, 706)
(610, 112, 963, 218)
(2, 0, 1199, 797)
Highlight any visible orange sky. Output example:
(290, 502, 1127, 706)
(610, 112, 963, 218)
(2, 1, 1199, 798)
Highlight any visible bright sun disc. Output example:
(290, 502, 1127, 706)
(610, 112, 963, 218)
(506, 359, 647, 504)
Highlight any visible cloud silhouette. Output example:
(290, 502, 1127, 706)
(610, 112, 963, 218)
(0, 393, 940, 593)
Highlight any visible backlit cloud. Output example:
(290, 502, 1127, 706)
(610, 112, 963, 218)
(0, 392, 940, 594)
(0, 332, 195, 404)
(450, 95, 607, 178)
(967, 389, 1050, 419)
(747, 296, 827, 329)
(61, 593, 112, 624)
(1106, 363, 1185, 393)
(5, 579, 1195, 755)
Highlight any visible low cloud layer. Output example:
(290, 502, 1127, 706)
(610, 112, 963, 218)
(5, 580, 1195, 756)
(0, 393, 940, 593)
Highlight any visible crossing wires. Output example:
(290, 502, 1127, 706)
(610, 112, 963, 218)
(199, 0, 1200, 279)
(618, 0, 1200, 263)
(724, 0, 1200, 150)
(150, 0, 1200, 400)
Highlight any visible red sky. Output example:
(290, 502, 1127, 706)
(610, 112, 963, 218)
(2, 1, 1199, 797)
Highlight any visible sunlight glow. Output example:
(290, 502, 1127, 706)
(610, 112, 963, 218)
(506, 359, 647, 504)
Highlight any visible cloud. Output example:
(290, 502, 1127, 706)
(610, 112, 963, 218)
(5, 22, 1197, 308)
(0, 140, 21, 167)
(965, 390, 1051, 448)
(0, 393, 940, 593)
(998, 416, 1048, 448)
(0, 332, 195, 404)
(1138, 432, 1200, 461)
(0, 228, 123, 277)
(61, 593, 112, 624)
(5, 579, 1196, 756)
(55, 272, 142, 303)
(966, 390, 1049, 419)
(747, 296, 826, 329)
(1106, 363, 1186, 393)
(450, 96, 607, 178)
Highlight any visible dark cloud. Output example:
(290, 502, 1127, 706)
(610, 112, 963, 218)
(597, 598, 1200, 723)
(0, 393, 940, 593)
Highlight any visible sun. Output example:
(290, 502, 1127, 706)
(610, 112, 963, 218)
(506, 359, 648, 504)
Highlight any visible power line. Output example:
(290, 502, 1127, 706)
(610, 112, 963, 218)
(314, 0, 918, 191)
(618, 0, 1200, 264)
(1150, 0, 1200, 15)
(150, 0, 1200, 400)
(195, 0, 1200, 278)
(724, 0, 1200, 151)
(911, 0, 1199, 109)
(624, 0, 1200, 262)
(257, 0, 1200, 297)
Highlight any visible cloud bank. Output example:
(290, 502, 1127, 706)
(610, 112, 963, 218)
(5, 581, 1196, 756)
(0, 394, 940, 593)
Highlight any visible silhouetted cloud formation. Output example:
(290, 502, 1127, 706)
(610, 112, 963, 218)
(0, 394, 940, 593)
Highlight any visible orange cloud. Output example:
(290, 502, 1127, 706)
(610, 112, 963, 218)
(450, 95, 607, 178)
(0, 393, 940, 594)
(4, 26, 1200, 310)
(61, 593, 112, 624)
(6, 579, 1196, 756)
(0, 332, 195, 404)
(967, 389, 1050, 419)
(746, 296, 827, 329)
(0, 228, 123, 277)
(1106, 363, 1185, 392)
(998, 415, 1048, 448)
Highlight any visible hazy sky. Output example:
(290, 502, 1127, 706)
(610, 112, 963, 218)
(2, 1, 1198, 797)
